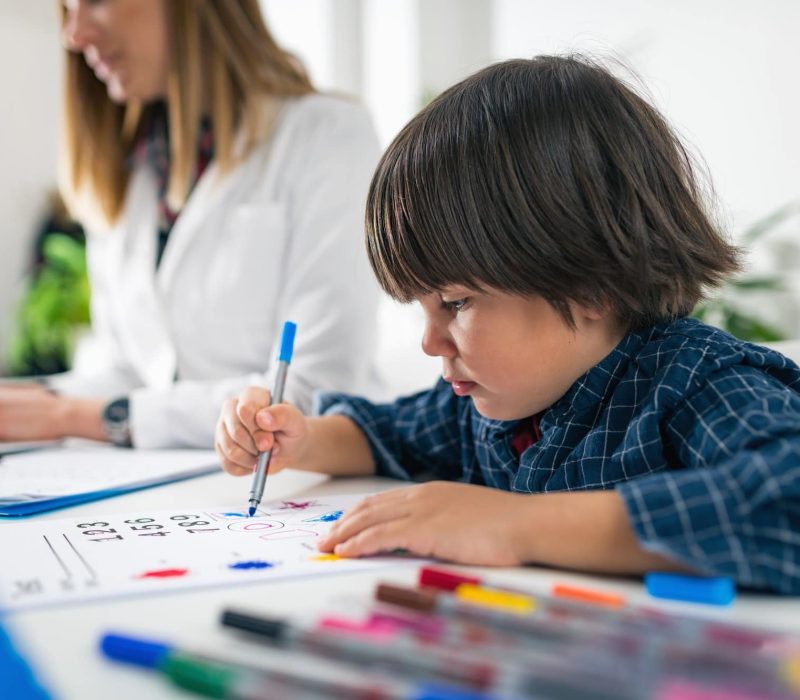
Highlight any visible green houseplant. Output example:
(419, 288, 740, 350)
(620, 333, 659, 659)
(692, 203, 798, 343)
(8, 232, 90, 376)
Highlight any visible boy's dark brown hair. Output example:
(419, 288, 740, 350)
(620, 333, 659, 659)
(365, 55, 740, 329)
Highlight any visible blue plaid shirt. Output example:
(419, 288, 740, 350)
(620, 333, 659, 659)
(317, 318, 800, 594)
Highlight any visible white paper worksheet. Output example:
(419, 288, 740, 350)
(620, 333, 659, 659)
(0, 494, 410, 611)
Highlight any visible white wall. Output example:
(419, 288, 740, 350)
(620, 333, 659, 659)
(0, 4, 62, 372)
(492, 0, 800, 335)
(492, 0, 800, 232)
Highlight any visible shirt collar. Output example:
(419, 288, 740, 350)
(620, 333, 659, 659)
(547, 325, 658, 420)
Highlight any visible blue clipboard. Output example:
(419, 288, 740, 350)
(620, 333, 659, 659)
(0, 466, 218, 518)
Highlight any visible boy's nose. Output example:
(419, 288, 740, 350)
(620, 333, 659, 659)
(421, 324, 455, 359)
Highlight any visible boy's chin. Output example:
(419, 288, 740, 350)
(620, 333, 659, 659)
(471, 397, 531, 422)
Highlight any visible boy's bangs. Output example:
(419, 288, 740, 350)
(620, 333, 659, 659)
(365, 111, 495, 303)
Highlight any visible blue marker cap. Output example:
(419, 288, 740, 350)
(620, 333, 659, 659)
(645, 572, 736, 606)
(411, 683, 502, 700)
(278, 321, 297, 363)
(100, 633, 172, 669)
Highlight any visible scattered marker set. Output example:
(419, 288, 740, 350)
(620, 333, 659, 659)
(103, 566, 800, 700)
(0, 496, 394, 611)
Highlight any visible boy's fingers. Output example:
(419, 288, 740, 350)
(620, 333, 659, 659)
(216, 422, 257, 474)
(320, 496, 410, 549)
(223, 409, 258, 455)
(235, 387, 272, 433)
(331, 521, 411, 558)
(252, 429, 275, 452)
(255, 404, 303, 436)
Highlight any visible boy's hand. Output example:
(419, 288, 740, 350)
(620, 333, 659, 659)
(317, 482, 527, 566)
(215, 386, 309, 477)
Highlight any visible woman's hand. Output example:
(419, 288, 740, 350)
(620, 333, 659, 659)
(317, 481, 530, 566)
(0, 385, 105, 441)
(215, 386, 309, 477)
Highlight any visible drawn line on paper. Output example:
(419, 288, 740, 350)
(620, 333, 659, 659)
(260, 528, 318, 541)
(278, 500, 316, 510)
(43, 535, 72, 580)
(303, 510, 344, 523)
(137, 568, 189, 579)
(62, 534, 98, 582)
(227, 520, 284, 533)
(228, 560, 275, 571)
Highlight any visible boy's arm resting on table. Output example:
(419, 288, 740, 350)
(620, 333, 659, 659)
(616, 366, 800, 594)
(320, 367, 800, 593)
(319, 480, 687, 571)
(298, 415, 376, 477)
(315, 380, 468, 483)
(510, 489, 689, 574)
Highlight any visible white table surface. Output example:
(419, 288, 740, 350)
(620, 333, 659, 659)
(4, 467, 799, 700)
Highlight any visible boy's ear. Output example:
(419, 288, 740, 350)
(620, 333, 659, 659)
(570, 299, 615, 324)
(570, 302, 611, 322)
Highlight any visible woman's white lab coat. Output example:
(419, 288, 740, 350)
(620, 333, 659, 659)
(50, 94, 383, 448)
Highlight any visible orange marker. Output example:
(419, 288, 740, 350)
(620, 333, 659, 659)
(551, 583, 626, 608)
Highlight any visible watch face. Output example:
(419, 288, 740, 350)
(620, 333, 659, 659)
(103, 398, 131, 446)
(108, 404, 125, 421)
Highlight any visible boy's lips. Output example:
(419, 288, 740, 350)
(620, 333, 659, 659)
(444, 378, 477, 396)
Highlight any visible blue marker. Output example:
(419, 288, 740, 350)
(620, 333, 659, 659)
(248, 321, 296, 517)
(100, 632, 504, 699)
(645, 572, 736, 606)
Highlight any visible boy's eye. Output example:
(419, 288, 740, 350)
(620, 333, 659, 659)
(441, 297, 470, 313)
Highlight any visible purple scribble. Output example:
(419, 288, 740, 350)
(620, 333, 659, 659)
(279, 500, 315, 510)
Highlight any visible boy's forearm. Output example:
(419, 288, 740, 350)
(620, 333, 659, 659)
(299, 415, 376, 477)
(510, 490, 691, 575)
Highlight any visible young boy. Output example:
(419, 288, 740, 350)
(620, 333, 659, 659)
(216, 56, 800, 595)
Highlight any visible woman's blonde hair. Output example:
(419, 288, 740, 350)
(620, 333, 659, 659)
(61, 0, 314, 228)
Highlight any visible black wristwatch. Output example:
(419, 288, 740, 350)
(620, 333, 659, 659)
(102, 397, 133, 447)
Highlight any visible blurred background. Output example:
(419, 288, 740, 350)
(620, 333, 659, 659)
(2, 0, 799, 393)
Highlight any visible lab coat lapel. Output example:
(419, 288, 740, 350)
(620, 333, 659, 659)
(156, 150, 258, 293)
(114, 168, 176, 388)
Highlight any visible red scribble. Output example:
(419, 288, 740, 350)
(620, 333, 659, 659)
(278, 500, 315, 510)
(137, 568, 189, 579)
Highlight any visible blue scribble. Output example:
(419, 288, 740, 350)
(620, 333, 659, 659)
(222, 512, 247, 517)
(228, 560, 275, 570)
(304, 510, 344, 523)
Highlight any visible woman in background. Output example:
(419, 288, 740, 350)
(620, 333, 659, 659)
(0, 0, 381, 448)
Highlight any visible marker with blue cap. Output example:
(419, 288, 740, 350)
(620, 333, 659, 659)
(99, 631, 504, 700)
(645, 572, 736, 606)
(248, 321, 297, 517)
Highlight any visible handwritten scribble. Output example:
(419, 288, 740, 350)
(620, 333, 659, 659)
(228, 560, 275, 570)
(303, 510, 344, 523)
(137, 568, 188, 579)
(278, 500, 316, 510)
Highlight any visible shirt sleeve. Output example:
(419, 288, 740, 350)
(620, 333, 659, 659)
(315, 379, 469, 482)
(616, 365, 800, 594)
